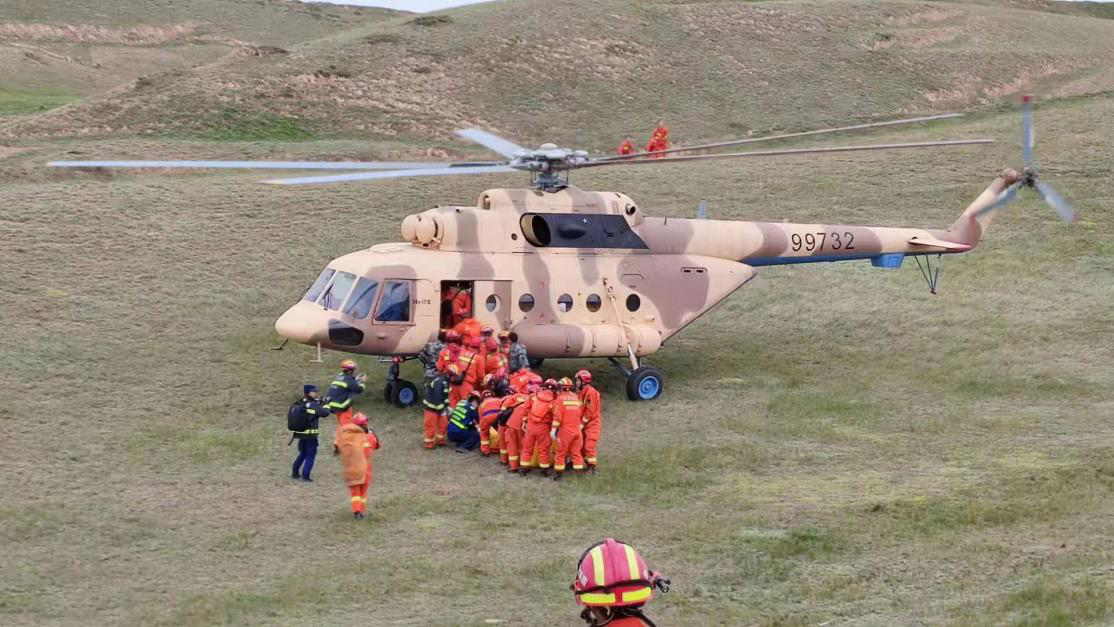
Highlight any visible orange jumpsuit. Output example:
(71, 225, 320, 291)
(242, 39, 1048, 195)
(617, 139, 635, 155)
(579, 383, 602, 468)
(483, 339, 507, 377)
(509, 368, 535, 393)
(502, 393, 530, 470)
(449, 348, 484, 406)
(646, 125, 669, 158)
(520, 389, 556, 470)
(335, 425, 380, 515)
(450, 290, 472, 327)
(436, 344, 460, 373)
(477, 396, 503, 455)
(551, 390, 585, 473)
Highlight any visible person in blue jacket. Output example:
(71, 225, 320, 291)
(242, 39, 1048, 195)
(447, 392, 482, 453)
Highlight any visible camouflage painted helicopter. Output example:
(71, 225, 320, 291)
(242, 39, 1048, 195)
(51, 98, 1073, 404)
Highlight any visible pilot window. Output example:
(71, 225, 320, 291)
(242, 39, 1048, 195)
(304, 268, 335, 302)
(375, 280, 412, 322)
(343, 279, 379, 319)
(319, 271, 356, 311)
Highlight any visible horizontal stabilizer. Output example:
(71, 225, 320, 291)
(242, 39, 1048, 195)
(907, 236, 970, 251)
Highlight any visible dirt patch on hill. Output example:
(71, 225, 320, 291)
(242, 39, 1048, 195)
(920, 57, 1094, 106)
(0, 22, 204, 45)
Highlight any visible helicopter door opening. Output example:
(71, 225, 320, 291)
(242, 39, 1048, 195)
(441, 280, 474, 329)
(472, 280, 512, 332)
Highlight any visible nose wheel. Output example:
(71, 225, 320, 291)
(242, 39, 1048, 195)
(383, 356, 419, 408)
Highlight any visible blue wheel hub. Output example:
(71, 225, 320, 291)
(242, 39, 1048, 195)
(638, 376, 661, 399)
(398, 387, 415, 405)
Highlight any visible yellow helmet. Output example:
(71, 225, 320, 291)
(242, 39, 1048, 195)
(340, 359, 357, 372)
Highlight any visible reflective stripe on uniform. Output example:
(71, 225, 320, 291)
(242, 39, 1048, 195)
(621, 587, 652, 603)
(579, 592, 616, 605)
(294, 429, 320, 435)
(562, 400, 581, 406)
(587, 457, 597, 464)
(327, 399, 352, 409)
(423, 400, 446, 410)
(332, 380, 348, 388)
(589, 546, 606, 586)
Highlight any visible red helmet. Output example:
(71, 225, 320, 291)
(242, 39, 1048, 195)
(340, 359, 357, 372)
(575, 369, 593, 384)
(558, 377, 573, 390)
(467, 390, 483, 402)
(351, 412, 368, 426)
(482, 326, 494, 336)
(466, 336, 483, 348)
(572, 539, 668, 608)
(544, 378, 558, 389)
(480, 389, 493, 398)
(528, 374, 544, 385)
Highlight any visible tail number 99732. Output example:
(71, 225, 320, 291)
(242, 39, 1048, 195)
(791, 231, 855, 252)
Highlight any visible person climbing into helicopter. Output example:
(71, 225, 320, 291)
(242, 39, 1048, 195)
(333, 412, 380, 521)
(576, 369, 602, 474)
(572, 538, 670, 626)
(421, 369, 451, 449)
(645, 120, 669, 158)
(442, 283, 473, 328)
(418, 329, 447, 384)
(617, 136, 635, 156)
(324, 359, 366, 426)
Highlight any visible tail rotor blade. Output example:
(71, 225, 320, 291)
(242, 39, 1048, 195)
(1034, 180, 1076, 222)
(973, 182, 1022, 218)
(1021, 96, 1034, 167)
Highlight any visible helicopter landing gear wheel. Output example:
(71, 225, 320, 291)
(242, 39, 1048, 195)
(383, 381, 395, 403)
(626, 366, 664, 401)
(390, 380, 418, 408)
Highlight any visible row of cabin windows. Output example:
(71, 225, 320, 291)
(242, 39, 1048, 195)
(518, 292, 640, 314)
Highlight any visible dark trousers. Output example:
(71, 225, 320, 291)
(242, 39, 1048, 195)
(292, 438, 318, 478)
(448, 428, 480, 450)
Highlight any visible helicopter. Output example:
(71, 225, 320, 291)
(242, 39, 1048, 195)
(50, 97, 1074, 405)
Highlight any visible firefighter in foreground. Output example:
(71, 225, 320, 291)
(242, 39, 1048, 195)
(573, 538, 670, 626)
(325, 359, 367, 426)
(288, 384, 330, 482)
(334, 412, 380, 520)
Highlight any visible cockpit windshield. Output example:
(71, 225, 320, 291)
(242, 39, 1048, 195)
(303, 268, 335, 302)
(319, 271, 356, 311)
(343, 278, 379, 319)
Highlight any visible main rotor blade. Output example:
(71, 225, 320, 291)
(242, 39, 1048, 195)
(1035, 180, 1076, 222)
(1021, 97, 1034, 167)
(597, 113, 967, 162)
(263, 164, 518, 185)
(47, 159, 477, 170)
(578, 139, 994, 169)
(454, 129, 526, 159)
(973, 182, 1022, 218)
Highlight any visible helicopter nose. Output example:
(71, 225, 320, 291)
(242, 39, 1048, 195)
(274, 301, 329, 344)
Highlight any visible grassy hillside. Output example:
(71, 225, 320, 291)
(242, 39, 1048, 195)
(5, 0, 1114, 149)
(0, 0, 398, 120)
(2, 1, 1113, 625)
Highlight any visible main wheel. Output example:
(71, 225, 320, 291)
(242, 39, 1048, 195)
(528, 357, 545, 370)
(626, 366, 664, 401)
(391, 379, 418, 408)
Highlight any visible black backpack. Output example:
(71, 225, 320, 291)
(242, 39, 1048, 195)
(287, 401, 311, 432)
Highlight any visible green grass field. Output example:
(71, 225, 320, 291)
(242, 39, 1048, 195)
(2, 1, 1113, 625)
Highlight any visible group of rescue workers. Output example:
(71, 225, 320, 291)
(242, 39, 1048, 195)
(417, 320, 603, 481)
(616, 120, 670, 158)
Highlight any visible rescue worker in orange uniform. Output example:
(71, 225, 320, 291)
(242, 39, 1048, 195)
(453, 317, 482, 343)
(500, 376, 537, 471)
(449, 336, 485, 406)
(483, 329, 508, 378)
(572, 538, 670, 626)
(576, 369, 602, 473)
(437, 330, 462, 373)
(334, 412, 380, 521)
(421, 371, 451, 448)
(520, 378, 558, 476)
(617, 137, 635, 156)
(477, 390, 504, 456)
(324, 359, 366, 426)
(449, 286, 472, 327)
(550, 377, 586, 480)
(645, 120, 669, 158)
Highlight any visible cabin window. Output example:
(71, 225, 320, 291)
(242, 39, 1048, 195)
(319, 271, 355, 311)
(586, 294, 602, 312)
(343, 279, 378, 320)
(485, 294, 499, 312)
(304, 268, 335, 302)
(626, 294, 641, 312)
(557, 294, 573, 313)
(519, 294, 535, 312)
(375, 280, 412, 322)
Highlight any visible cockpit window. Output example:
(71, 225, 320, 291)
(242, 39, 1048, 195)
(343, 278, 379, 320)
(319, 271, 356, 311)
(303, 268, 335, 302)
(375, 280, 412, 322)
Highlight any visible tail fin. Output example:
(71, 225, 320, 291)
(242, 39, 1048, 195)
(947, 169, 1022, 246)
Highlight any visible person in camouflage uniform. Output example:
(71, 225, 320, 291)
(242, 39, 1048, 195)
(503, 331, 529, 373)
(418, 330, 447, 382)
